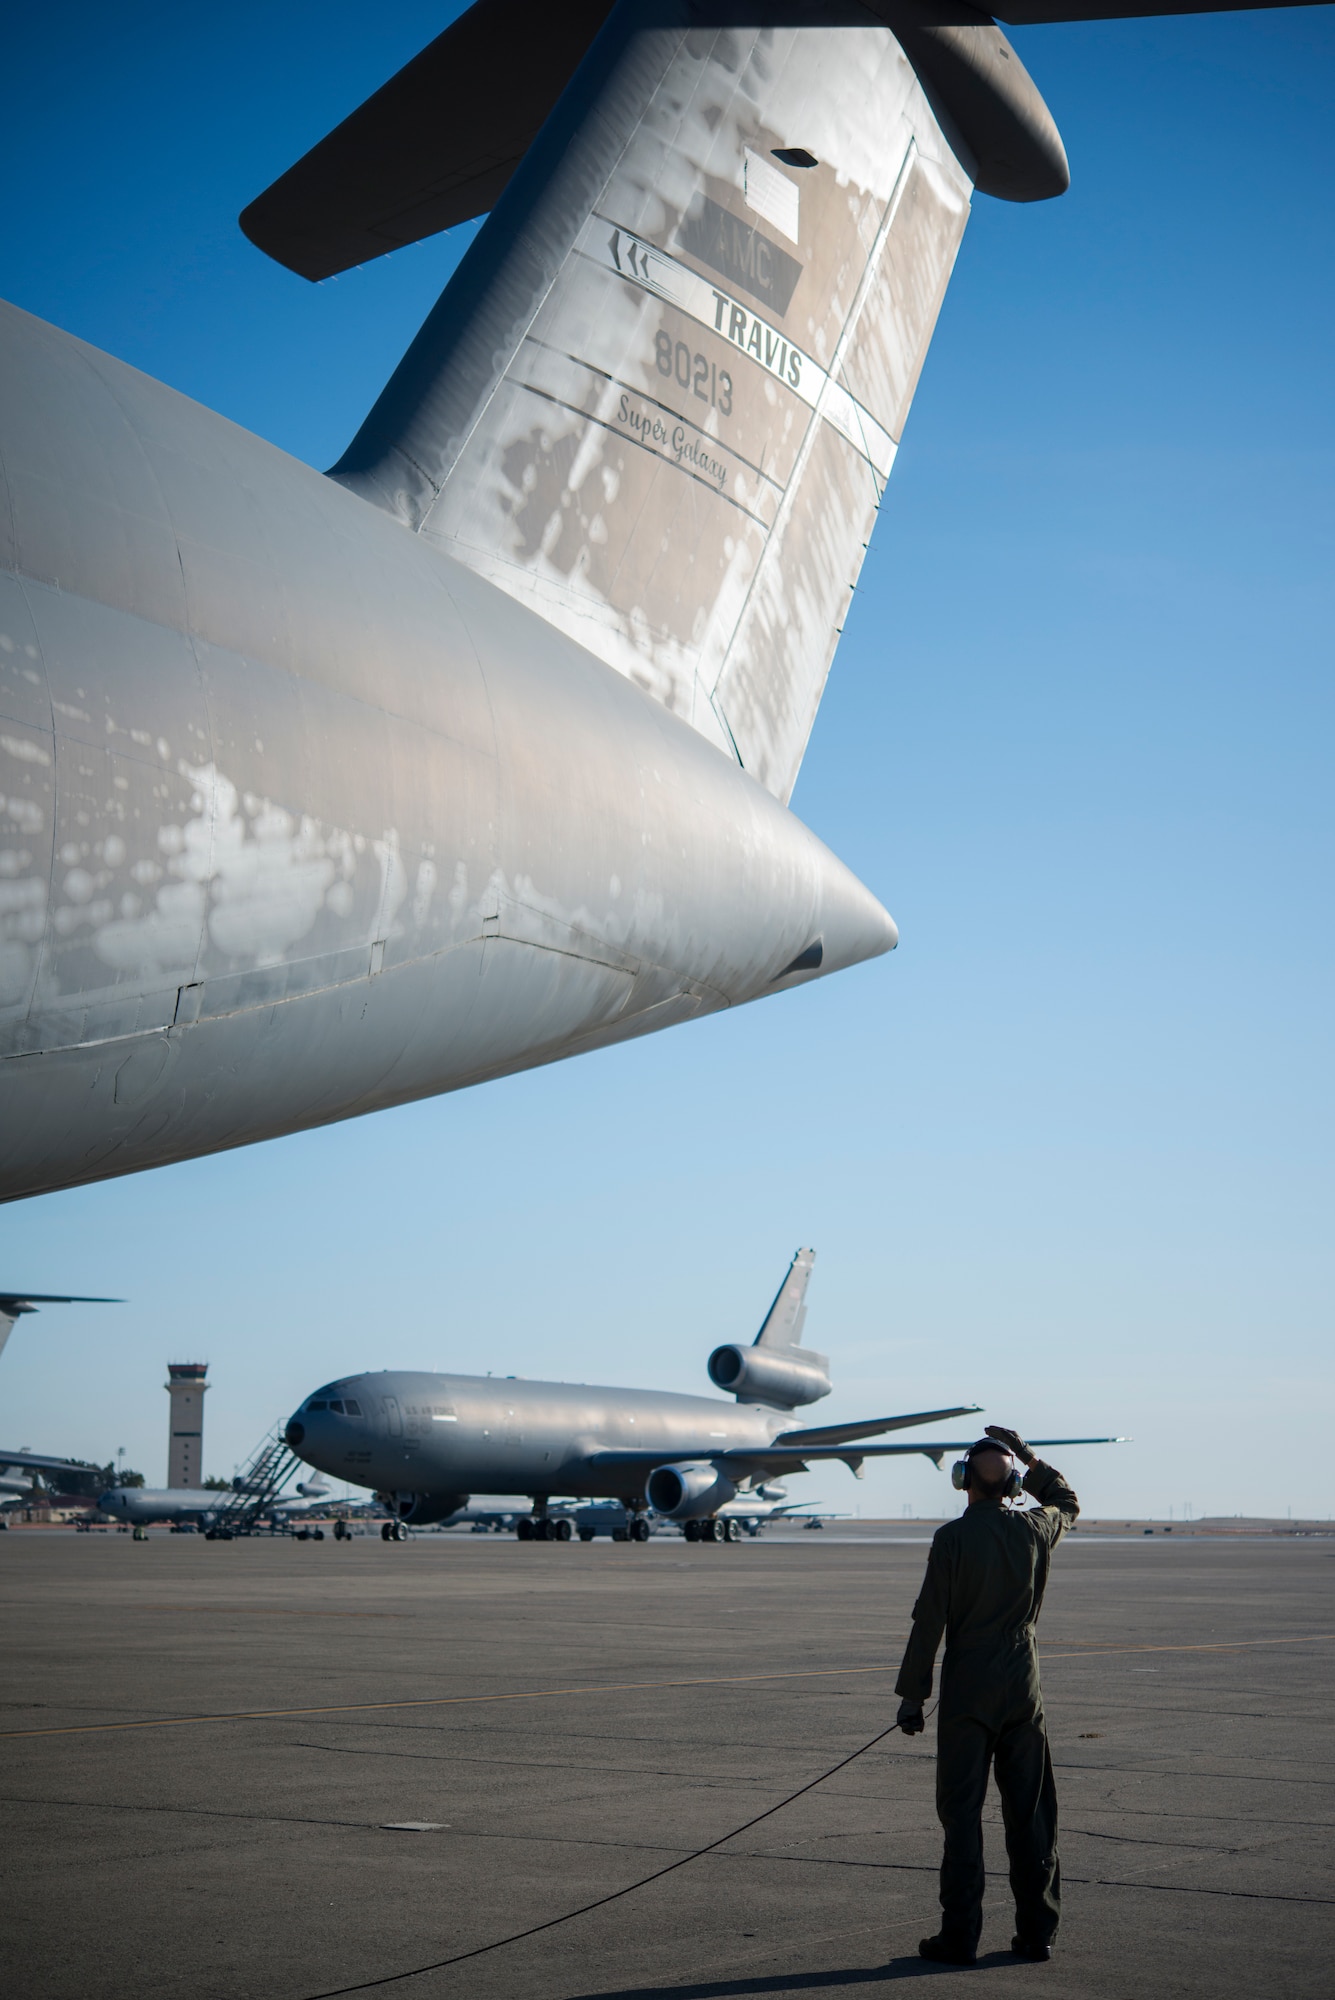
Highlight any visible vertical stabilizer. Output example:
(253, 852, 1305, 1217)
(755, 1244, 817, 1348)
(333, 2, 974, 800)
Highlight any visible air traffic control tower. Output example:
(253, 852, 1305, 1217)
(166, 1362, 208, 1487)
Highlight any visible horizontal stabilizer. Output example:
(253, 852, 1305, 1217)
(994, 0, 1323, 19)
(240, 0, 1322, 280)
(241, 0, 617, 281)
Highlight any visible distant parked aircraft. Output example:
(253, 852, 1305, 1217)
(0, 1446, 102, 1510)
(0, 1294, 121, 1363)
(96, 1472, 328, 1530)
(286, 1247, 1115, 1536)
(96, 1486, 223, 1529)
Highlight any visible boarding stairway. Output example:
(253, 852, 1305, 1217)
(204, 1428, 298, 1537)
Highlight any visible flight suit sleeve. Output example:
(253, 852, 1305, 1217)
(1023, 1459, 1079, 1546)
(895, 1531, 951, 1702)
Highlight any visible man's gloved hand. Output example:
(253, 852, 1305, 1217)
(897, 1698, 925, 1735)
(984, 1424, 1036, 1467)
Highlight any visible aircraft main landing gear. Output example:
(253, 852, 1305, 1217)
(518, 1511, 573, 1541)
(685, 1517, 735, 1542)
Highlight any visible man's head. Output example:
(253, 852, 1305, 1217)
(953, 1438, 1022, 1503)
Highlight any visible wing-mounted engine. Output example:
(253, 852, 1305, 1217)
(646, 1461, 737, 1522)
(708, 1245, 832, 1409)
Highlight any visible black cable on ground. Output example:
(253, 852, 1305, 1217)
(300, 1706, 937, 1999)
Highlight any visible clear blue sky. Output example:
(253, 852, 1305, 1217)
(2, 5, 1331, 1519)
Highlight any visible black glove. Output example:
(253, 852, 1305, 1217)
(897, 1698, 925, 1735)
(984, 1424, 1036, 1467)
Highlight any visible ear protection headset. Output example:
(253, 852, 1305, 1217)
(951, 1438, 1024, 1498)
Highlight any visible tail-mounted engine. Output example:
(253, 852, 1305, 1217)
(707, 1342, 831, 1409)
(708, 1246, 832, 1408)
(645, 1461, 738, 1522)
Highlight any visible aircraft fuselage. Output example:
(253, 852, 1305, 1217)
(287, 1367, 798, 1517)
(0, 304, 894, 1202)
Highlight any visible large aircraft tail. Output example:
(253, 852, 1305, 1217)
(245, 1, 1066, 803)
(708, 1246, 831, 1407)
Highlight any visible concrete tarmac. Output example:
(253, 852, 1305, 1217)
(2, 1526, 1332, 1999)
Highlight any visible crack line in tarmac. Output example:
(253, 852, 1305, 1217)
(1056, 1804, 1335, 1829)
(0, 1794, 387, 1830)
(9, 1792, 1328, 1904)
(4, 1633, 1332, 1741)
(291, 1741, 817, 1787)
(1052, 1759, 1335, 1786)
(1062, 1825, 1246, 1853)
(732, 1850, 1335, 1903)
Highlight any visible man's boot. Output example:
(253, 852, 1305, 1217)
(1012, 1934, 1053, 1961)
(919, 1935, 977, 1966)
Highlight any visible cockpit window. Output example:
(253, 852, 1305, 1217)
(343, 1399, 362, 1416)
(307, 1399, 328, 1410)
(328, 1400, 344, 1413)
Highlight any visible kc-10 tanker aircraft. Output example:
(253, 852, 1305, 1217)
(285, 1248, 1115, 1535)
(0, 0, 1317, 1204)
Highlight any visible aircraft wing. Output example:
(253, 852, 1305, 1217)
(775, 1405, 982, 1448)
(0, 1295, 122, 1310)
(722, 1435, 1123, 1472)
(241, 0, 617, 280)
(588, 1436, 1124, 1477)
(0, 1448, 103, 1475)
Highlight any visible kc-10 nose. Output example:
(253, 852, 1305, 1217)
(284, 1418, 305, 1449)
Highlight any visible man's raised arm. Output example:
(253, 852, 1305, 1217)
(986, 1424, 1079, 1543)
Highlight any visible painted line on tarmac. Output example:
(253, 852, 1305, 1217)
(1042, 1633, 1335, 1661)
(3, 1633, 1331, 1742)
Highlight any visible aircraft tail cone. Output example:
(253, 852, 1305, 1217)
(813, 858, 899, 976)
(758, 818, 897, 997)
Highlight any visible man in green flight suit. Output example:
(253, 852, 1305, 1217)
(895, 1422, 1078, 1966)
